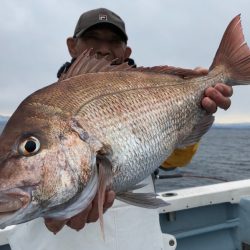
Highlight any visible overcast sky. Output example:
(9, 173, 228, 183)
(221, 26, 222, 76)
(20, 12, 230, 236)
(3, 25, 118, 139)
(1, 0, 250, 123)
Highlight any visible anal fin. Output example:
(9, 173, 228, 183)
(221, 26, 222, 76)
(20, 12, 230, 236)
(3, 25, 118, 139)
(116, 192, 169, 209)
(178, 115, 215, 148)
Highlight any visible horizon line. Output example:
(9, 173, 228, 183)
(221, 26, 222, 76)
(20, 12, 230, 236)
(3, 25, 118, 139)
(1, 114, 250, 125)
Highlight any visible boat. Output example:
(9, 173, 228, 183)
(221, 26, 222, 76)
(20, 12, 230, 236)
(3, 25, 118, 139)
(1, 178, 250, 250)
(159, 179, 250, 250)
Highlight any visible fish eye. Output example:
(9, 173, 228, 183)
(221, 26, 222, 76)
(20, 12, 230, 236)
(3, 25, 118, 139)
(19, 136, 40, 156)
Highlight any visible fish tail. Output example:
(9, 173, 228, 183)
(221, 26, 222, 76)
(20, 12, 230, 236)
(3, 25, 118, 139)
(209, 14, 250, 86)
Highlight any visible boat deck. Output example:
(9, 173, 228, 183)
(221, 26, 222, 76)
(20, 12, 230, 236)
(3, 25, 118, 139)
(159, 179, 250, 250)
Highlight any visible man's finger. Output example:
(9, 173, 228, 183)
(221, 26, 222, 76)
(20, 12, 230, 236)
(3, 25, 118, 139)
(86, 194, 100, 223)
(201, 97, 217, 114)
(214, 83, 233, 97)
(44, 218, 67, 234)
(103, 191, 115, 213)
(193, 67, 209, 74)
(66, 204, 92, 231)
(86, 190, 115, 222)
(204, 87, 231, 110)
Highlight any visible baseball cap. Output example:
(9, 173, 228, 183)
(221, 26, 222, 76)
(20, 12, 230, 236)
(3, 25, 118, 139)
(73, 8, 128, 42)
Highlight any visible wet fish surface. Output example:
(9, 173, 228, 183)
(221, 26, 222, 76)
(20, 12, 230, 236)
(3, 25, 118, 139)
(0, 15, 250, 229)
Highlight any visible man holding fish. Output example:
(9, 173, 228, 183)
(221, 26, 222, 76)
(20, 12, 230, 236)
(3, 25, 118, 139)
(48, 7, 232, 232)
(4, 7, 235, 250)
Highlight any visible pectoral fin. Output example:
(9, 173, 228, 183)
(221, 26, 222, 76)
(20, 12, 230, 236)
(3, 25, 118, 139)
(135, 65, 208, 79)
(96, 154, 113, 239)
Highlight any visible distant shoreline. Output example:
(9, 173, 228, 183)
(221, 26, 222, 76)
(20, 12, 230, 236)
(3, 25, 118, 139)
(1, 119, 250, 133)
(213, 123, 250, 129)
(1, 115, 250, 130)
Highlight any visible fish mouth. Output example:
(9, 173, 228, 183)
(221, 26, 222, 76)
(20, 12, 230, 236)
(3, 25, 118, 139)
(0, 188, 31, 214)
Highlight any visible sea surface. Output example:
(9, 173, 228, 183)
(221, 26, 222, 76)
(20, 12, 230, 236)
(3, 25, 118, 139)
(155, 127, 250, 192)
(1, 122, 250, 193)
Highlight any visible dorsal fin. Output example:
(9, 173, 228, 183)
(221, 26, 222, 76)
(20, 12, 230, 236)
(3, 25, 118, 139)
(135, 66, 207, 78)
(58, 49, 132, 81)
(58, 49, 208, 82)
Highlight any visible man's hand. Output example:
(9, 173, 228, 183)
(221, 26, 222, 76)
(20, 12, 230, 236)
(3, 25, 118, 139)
(44, 190, 115, 234)
(194, 67, 233, 113)
(202, 84, 233, 113)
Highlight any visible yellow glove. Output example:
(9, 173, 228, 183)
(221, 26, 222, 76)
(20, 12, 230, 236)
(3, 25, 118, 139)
(161, 143, 199, 169)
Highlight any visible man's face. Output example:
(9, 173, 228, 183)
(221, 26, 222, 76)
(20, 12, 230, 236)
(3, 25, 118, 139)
(67, 26, 131, 65)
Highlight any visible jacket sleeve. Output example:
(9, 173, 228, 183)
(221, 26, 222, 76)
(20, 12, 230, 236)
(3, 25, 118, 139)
(161, 143, 199, 169)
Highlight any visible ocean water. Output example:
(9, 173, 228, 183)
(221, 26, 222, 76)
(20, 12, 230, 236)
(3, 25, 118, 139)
(1, 122, 250, 193)
(155, 127, 250, 192)
(0, 123, 5, 134)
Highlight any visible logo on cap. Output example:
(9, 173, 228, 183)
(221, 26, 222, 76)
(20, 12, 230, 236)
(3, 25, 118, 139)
(99, 14, 108, 21)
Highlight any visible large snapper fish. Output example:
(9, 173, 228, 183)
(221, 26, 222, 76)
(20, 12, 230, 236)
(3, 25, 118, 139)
(0, 15, 250, 229)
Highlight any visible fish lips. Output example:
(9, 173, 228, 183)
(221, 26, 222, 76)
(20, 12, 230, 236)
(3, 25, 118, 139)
(0, 187, 32, 214)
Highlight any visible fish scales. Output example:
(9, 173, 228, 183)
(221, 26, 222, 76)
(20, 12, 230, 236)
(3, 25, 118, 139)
(73, 73, 217, 191)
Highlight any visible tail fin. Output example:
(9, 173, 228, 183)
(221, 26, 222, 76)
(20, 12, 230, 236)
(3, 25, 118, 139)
(209, 14, 250, 86)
